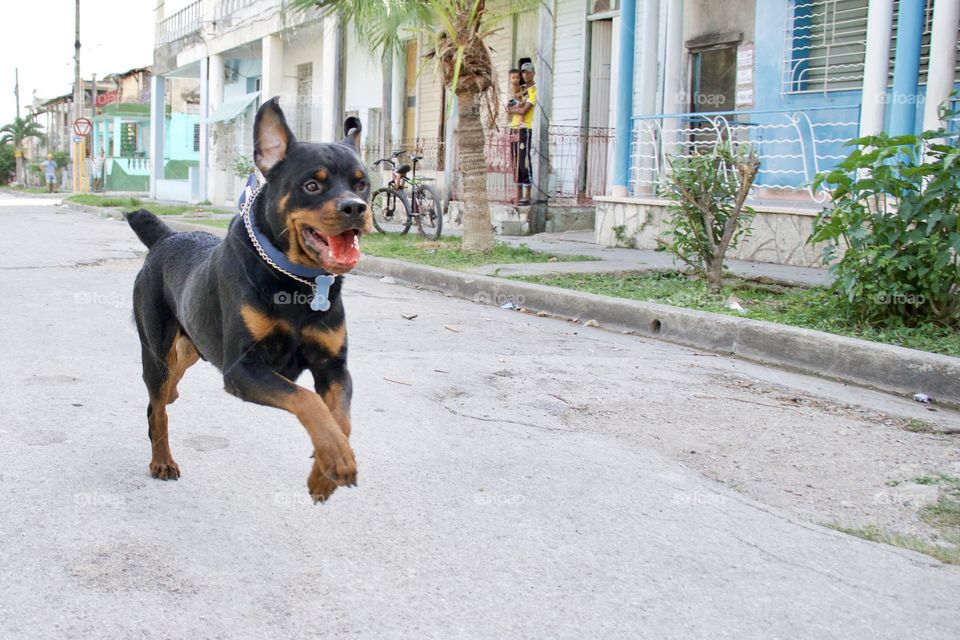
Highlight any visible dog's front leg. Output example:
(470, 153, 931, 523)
(311, 359, 353, 439)
(223, 359, 357, 502)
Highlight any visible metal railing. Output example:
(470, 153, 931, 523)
(629, 106, 860, 200)
(215, 0, 266, 26)
(364, 137, 445, 177)
(156, 0, 202, 46)
(548, 125, 614, 203)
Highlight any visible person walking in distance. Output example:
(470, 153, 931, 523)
(92, 148, 106, 192)
(41, 154, 57, 193)
(505, 62, 536, 206)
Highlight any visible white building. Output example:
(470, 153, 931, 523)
(151, 0, 386, 205)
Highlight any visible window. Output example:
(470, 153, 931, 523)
(193, 123, 200, 152)
(691, 44, 738, 113)
(782, 0, 960, 93)
(121, 123, 139, 157)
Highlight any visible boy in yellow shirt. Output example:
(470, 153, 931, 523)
(505, 62, 537, 205)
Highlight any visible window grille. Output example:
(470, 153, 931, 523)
(782, 0, 960, 94)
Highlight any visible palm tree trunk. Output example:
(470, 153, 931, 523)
(457, 93, 495, 253)
(15, 155, 24, 185)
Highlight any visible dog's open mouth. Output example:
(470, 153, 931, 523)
(300, 225, 362, 273)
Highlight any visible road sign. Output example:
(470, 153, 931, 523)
(73, 117, 92, 136)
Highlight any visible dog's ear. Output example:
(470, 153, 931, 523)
(254, 97, 296, 176)
(341, 116, 362, 153)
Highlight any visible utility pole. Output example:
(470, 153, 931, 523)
(74, 0, 81, 122)
(14, 67, 20, 120)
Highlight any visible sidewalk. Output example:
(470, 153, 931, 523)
(471, 230, 832, 287)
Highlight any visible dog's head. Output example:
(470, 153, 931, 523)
(253, 97, 372, 275)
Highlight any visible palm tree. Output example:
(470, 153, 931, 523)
(293, 0, 536, 253)
(0, 116, 46, 185)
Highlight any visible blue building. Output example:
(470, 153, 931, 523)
(594, 0, 960, 266)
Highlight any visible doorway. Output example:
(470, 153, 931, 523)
(403, 41, 418, 143)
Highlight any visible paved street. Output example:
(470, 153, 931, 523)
(1, 194, 959, 639)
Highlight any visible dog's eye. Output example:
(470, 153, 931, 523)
(303, 180, 322, 193)
(354, 179, 369, 193)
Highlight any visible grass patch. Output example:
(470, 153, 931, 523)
(188, 218, 233, 230)
(68, 194, 143, 208)
(361, 232, 595, 270)
(2, 185, 51, 195)
(65, 194, 233, 217)
(921, 496, 960, 530)
(826, 523, 960, 565)
(511, 271, 960, 357)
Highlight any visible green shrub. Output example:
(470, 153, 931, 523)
(232, 155, 255, 178)
(810, 107, 960, 327)
(660, 142, 759, 292)
(0, 144, 15, 184)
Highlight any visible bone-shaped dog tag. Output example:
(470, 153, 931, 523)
(309, 275, 336, 311)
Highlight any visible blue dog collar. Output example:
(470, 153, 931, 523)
(240, 183, 336, 311)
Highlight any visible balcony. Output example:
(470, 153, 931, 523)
(156, 0, 202, 46)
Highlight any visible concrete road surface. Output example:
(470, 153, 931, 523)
(1, 194, 958, 639)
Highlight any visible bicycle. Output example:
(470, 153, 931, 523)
(370, 150, 443, 240)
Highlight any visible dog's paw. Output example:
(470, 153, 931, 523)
(307, 444, 357, 503)
(307, 462, 339, 503)
(149, 459, 181, 481)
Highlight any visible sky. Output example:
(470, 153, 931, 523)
(0, 0, 156, 126)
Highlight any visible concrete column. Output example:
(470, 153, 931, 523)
(611, 0, 637, 196)
(632, 0, 661, 192)
(208, 53, 226, 205)
(199, 56, 209, 202)
(149, 74, 166, 198)
(530, 0, 555, 232)
(922, 0, 960, 130)
(262, 34, 284, 102)
(113, 117, 122, 157)
(858, 0, 894, 136)
(889, 0, 926, 136)
(320, 14, 339, 142)
(91, 120, 99, 157)
(661, 0, 685, 115)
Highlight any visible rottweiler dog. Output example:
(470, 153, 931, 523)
(125, 98, 371, 502)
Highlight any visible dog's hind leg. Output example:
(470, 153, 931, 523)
(137, 317, 199, 480)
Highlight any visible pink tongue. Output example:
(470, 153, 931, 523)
(327, 231, 360, 264)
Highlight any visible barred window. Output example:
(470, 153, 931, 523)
(193, 123, 200, 152)
(783, 0, 960, 93)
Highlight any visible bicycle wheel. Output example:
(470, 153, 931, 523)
(370, 187, 410, 234)
(413, 184, 443, 240)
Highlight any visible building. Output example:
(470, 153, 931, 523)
(596, 0, 960, 266)
(151, 0, 386, 204)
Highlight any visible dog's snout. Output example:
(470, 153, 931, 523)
(339, 199, 366, 218)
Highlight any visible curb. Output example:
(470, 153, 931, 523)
(355, 256, 960, 408)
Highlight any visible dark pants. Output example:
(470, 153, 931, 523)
(511, 128, 532, 186)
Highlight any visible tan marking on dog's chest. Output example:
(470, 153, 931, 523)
(302, 323, 346, 355)
(241, 304, 291, 341)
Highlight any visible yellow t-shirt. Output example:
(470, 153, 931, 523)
(522, 85, 537, 129)
(509, 90, 524, 128)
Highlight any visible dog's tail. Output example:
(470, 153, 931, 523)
(124, 209, 174, 249)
